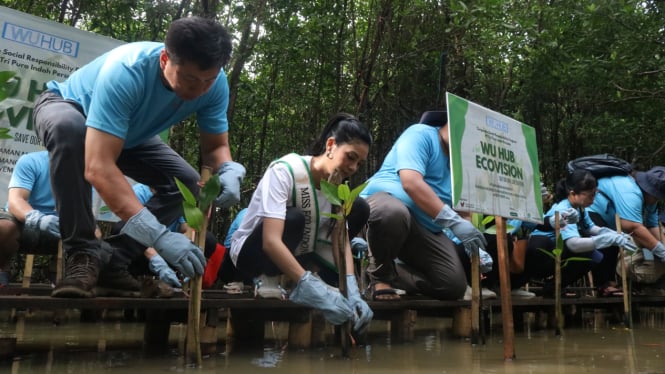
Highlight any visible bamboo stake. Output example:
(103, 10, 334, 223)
(327, 169, 351, 357)
(554, 211, 563, 337)
(495, 217, 515, 359)
(615, 213, 631, 328)
(470, 248, 481, 345)
(186, 166, 212, 366)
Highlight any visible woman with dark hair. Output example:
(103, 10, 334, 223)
(229, 113, 373, 332)
(524, 169, 636, 297)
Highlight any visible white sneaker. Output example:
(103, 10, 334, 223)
(462, 285, 497, 300)
(223, 281, 245, 294)
(511, 288, 536, 299)
(253, 274, 286, 299)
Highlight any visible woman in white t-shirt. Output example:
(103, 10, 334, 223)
(230, 112, 373, 332)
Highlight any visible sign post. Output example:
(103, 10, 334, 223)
(447, 92, 543, 360)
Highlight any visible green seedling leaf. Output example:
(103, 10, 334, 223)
(471, 213, 482, 229)
(344, 181, 367, 216)
(552, 248, 563, 257)
(538, 248, 556, 260)
(183, 203, 203, 231)
(199, 176, 221, 211)
(481, 215, 494, 226)
(338, 183, 351, 203)
(175, 177, 197, 206)
(320, 180, 341, 206)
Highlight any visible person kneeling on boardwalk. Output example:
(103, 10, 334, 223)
(229, 113, 373, 331)
(525, 170, 636, 298)
(361, 111, 485, 301)
(0, 151, 62, 287)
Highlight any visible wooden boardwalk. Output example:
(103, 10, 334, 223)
(1, 283, 664, 354)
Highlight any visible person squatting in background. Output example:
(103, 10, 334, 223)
(525, 169, 636, 297)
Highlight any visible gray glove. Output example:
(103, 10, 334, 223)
(547, 208, 579, 228)
(346, 274, 373, 332)
(651, 242, 665, 262)
(24, 210, 60, 239)
(289, 271, 354, 325)
(592, 232, 637, 252)
(148, 254, 182, 287)
(121, 208, 206, 278)
(215, 161, 246, 209)
(435, 205, 487, 255)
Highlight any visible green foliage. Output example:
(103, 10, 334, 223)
(7, 0, 665, 206)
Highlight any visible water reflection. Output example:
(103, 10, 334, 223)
(1, 311, 665, 373)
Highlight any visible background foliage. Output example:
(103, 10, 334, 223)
(3, 0, 664, 235)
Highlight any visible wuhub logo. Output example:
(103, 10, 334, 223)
(2, 22, 79, 57)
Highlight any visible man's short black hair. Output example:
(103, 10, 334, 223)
(165, 16, 232, 70)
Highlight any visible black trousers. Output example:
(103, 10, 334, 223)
(33, 91, 200, 269)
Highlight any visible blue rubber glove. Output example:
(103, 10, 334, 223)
(651, 242, 665, 262)
(350, 237, 368, 258)
(435, 205, 487, 255)
(215, 161, 246, 209)
(148, 254, 182, 287)
(24, 210, 60, 239)
(121, 208, 206, 278)
(463, 246, 494, 273)
(592, 232, 637, 252)
(289, 271, 354, 325)
(346, 274, 373, 332)
(547, 208, 579, 228)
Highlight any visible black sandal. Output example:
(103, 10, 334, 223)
(367, 282, 400, 301)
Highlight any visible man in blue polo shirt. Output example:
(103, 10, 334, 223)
(361, 111, 486, 301)
(33, 17, 246, 298)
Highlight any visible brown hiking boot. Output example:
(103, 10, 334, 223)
(96, 268, 141, 297)
(51, 253, 100, 298)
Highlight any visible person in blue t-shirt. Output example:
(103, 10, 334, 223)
(360, 111, 486, 301)
(586, 166, 665, 294)
(525, 170, 636, 297)
(0, 151, 60, 286)
(33, 17, 246, 298)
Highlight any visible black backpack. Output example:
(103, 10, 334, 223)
(566, 154, 632, 179)
(566, 154, 633, 215)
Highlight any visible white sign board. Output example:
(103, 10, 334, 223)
(447, 92, 543, 223)
(0, 6, 123, 214)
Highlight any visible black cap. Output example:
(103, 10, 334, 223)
(635, 166, 665, 200)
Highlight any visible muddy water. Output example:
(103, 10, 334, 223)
(1, 309, 665, 373)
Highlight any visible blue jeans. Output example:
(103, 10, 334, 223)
(33, 90, 200, 269)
